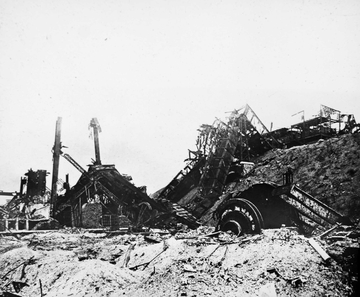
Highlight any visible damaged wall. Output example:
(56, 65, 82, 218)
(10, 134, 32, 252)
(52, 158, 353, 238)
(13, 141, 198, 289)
(81, 203, 102, 228)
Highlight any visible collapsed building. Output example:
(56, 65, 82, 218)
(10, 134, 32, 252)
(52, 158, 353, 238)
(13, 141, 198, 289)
(0, 169, 50, 231)
(1, 104, 359, 235)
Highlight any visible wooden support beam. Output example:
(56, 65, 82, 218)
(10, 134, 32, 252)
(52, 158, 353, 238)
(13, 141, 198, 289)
(319, 223, 340, 239)
(308, 238, 331, 262)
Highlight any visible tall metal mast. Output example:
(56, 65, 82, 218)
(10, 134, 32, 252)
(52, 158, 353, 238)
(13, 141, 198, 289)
(89, 118, 102, 165)
(51, 117, 62, 217)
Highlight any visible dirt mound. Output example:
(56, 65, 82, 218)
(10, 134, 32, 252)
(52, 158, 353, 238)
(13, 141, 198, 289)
(252, 133, 360, 220)
(202, 133, 360, 226)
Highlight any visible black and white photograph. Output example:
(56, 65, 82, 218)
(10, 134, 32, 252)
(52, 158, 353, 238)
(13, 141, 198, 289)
(0, 0, 359, 296)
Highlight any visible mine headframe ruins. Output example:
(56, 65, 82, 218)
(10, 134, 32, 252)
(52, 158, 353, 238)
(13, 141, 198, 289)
(1, 103, 355, 233)
(51, 117, 200, 230)
(152, 103, 353, 234)
(155, 104, 280, 216)
(51, 103, 355, 234)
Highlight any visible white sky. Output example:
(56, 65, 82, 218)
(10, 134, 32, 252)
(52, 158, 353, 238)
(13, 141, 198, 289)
(0, 0, 359, 197)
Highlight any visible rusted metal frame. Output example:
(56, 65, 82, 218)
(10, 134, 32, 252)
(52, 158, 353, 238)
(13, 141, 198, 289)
(297, 214, 318, 229)
(196, 124, 216, 155)
(243, 105, 270, 136)
(273, 185, 342, 225)
(216, 139, 238, 155)
(209, 120, 224, 153)
(242, 104, 281, 148)
(170, 205, 200, 228)
(170, 202, 199, 222)
(292, 185, 343, 221)
(289, 190, 336, 224)
(280, 196, 326, 226)
(219, 117, 238, 132)
(183, 165, 193, 174)
(200, 124, 239, 197)
(198, 120, 221, 157)
(201, 127, 216, 156)
(280, 191, 332, 226)
(284, 193, 330, 226)
(238, 119, 249, 161)
(210, 162, 234, 190)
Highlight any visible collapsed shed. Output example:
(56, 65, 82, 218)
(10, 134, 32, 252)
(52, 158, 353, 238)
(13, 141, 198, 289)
(54, 163, 168, 229)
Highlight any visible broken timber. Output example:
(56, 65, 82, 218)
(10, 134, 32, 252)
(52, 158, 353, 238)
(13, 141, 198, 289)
(308, 238, 331, 262)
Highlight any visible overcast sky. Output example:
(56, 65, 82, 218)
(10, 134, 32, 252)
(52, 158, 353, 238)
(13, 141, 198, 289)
(1, 0, 359, 197)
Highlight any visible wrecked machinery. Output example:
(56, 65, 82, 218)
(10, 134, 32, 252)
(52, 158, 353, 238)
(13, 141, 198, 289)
(153, 104, 353, 235)
(51, 104, 356, 235)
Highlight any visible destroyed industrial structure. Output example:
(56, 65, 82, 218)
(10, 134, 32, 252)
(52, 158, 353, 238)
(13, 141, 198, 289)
(1, 104, 359, 235)
(1, 103, 360, 296)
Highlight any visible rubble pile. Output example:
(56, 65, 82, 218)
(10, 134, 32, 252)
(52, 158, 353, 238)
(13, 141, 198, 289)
(1, 226, 358, 296)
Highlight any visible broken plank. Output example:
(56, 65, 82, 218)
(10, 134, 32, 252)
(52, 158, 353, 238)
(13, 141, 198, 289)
(308, 238, 331, 262)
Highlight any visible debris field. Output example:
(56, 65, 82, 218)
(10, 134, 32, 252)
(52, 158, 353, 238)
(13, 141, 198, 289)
(1, 105, 360, 296)
(1, 225, 359, 297)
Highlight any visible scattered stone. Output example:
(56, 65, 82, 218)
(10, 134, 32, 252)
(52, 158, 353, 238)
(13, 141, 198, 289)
(183, 264, 196, 273)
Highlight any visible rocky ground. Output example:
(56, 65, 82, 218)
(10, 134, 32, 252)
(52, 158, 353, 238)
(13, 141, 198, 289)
(0, 225, 358, 297)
